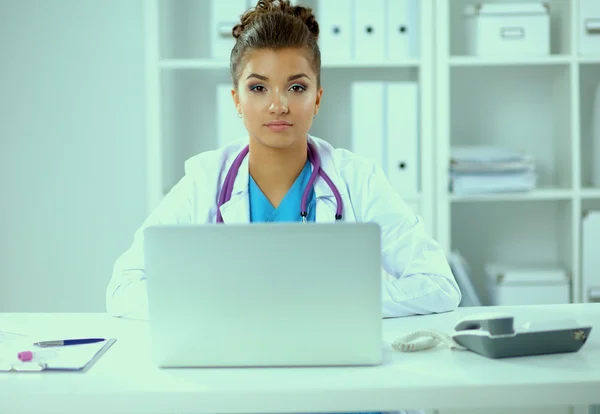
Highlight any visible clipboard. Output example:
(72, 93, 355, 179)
(0, 338, 117, 372)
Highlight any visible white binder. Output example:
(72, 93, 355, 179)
(318, 0, 352, 61)
(592, 83, 600, 187)
(210, 0, 248, 59)
(354, 0, 386, 61)
(386, 0, 419, 60)
(216, 84, 247, 148)
(351, 82, 385, 171)
(582, 210, 600, 303)
(385, 82, 419, 196)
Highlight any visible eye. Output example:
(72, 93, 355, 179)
(249, 85, 266, 93)
(290, 84, 306, 93)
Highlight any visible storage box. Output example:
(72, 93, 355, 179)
(463, 3, 550, 56)
(484, 263, 570, 306)
(579, 0, 600, 55)
(582, 211, 600, 303)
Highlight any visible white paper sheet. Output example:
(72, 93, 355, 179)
(0, 337, 116, 371)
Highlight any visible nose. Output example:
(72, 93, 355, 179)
(269, 90, 289, 114)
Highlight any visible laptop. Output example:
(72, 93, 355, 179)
(143, 222, 382, 368)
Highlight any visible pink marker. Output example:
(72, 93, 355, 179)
(17, 350, 56, 362)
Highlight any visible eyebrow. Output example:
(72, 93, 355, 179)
(246, 73, 311, 82)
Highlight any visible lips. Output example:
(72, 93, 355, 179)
(265, 120, 292, 132)
(265, 121, 292, 126)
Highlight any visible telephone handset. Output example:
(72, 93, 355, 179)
(392, 312, 593, 359)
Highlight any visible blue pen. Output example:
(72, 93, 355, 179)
(33, 338, 105, 347)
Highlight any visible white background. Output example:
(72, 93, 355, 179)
(0, 1, 147, 312)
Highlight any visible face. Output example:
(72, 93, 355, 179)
(232, 48, 322, 150)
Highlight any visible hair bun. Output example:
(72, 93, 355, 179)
(292, 5, 319, 41)
(232, 0, 319, 41)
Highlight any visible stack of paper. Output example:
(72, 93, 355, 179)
(450, 146, 537, 195)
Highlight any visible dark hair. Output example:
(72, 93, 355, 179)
(230, 0, 321, 90)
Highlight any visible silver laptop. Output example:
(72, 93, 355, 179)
(144, 223, 382, 368)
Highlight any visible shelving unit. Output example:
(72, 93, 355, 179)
(159, 59, 422, 69)
(449, 54, 573, 66)
(435, 0, 600, 317)
(434, 2, 598, 413)
(147, 0, 599, 304)
(145, 0, 436, 234)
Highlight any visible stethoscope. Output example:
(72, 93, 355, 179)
(216, 141, 343, 223)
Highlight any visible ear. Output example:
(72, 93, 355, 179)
(231, 87, 241, 114)
(314, 86, 323, 115)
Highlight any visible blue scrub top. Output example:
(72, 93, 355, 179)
(249, 160, 316, 223)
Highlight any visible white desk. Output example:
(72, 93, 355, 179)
(1, 304, 599, 414)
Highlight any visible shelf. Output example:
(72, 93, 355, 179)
(580, 189, 600, 200)
(160, 59, 229, 69)
(159, 59, 421, 70)
(450, 188, 573, 202)
(321, 59, 420, 69)
(579, 56, 600, 65)
(449, 55, 572, 67)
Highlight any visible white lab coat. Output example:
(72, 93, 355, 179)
(106, 135, 462, 321)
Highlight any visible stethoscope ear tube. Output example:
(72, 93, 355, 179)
(217, 146, 249, 223)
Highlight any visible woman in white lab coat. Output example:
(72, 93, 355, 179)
(107, 1, 459, 412)
(106, 0, 461, 323)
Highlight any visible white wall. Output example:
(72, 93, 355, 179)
(0, 1, 147, 312)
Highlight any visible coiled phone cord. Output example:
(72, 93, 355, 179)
(392, 329, 469, 352)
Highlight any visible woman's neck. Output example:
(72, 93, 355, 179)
(248, 137, 308, 208)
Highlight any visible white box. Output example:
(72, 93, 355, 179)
(582, 210, 600, 303)
(579, 0, 600, 55)
(484, 263, 570, 306)
(463, 3, 550, 56)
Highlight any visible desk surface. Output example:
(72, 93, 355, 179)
(1, 304, 599, 414)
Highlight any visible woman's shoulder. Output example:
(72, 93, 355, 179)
(183, 139, 248, 180)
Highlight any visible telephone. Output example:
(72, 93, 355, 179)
(392, 312, 593, 359)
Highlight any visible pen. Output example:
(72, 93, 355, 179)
(33, 338, 105, 347)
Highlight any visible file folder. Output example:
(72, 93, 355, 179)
(592, 83, 600, 187)
(351, 82, 385, 171)
(354, 0, 386, 61)
(386, 0, 419, 60)
(448, 250, 483, 307)
(386, 82, 419, 196)
(210, 0, 248, 59)
(582, 210, 600, 303)
(217, 84, 247, 148)
(318, 0, 352, 61)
